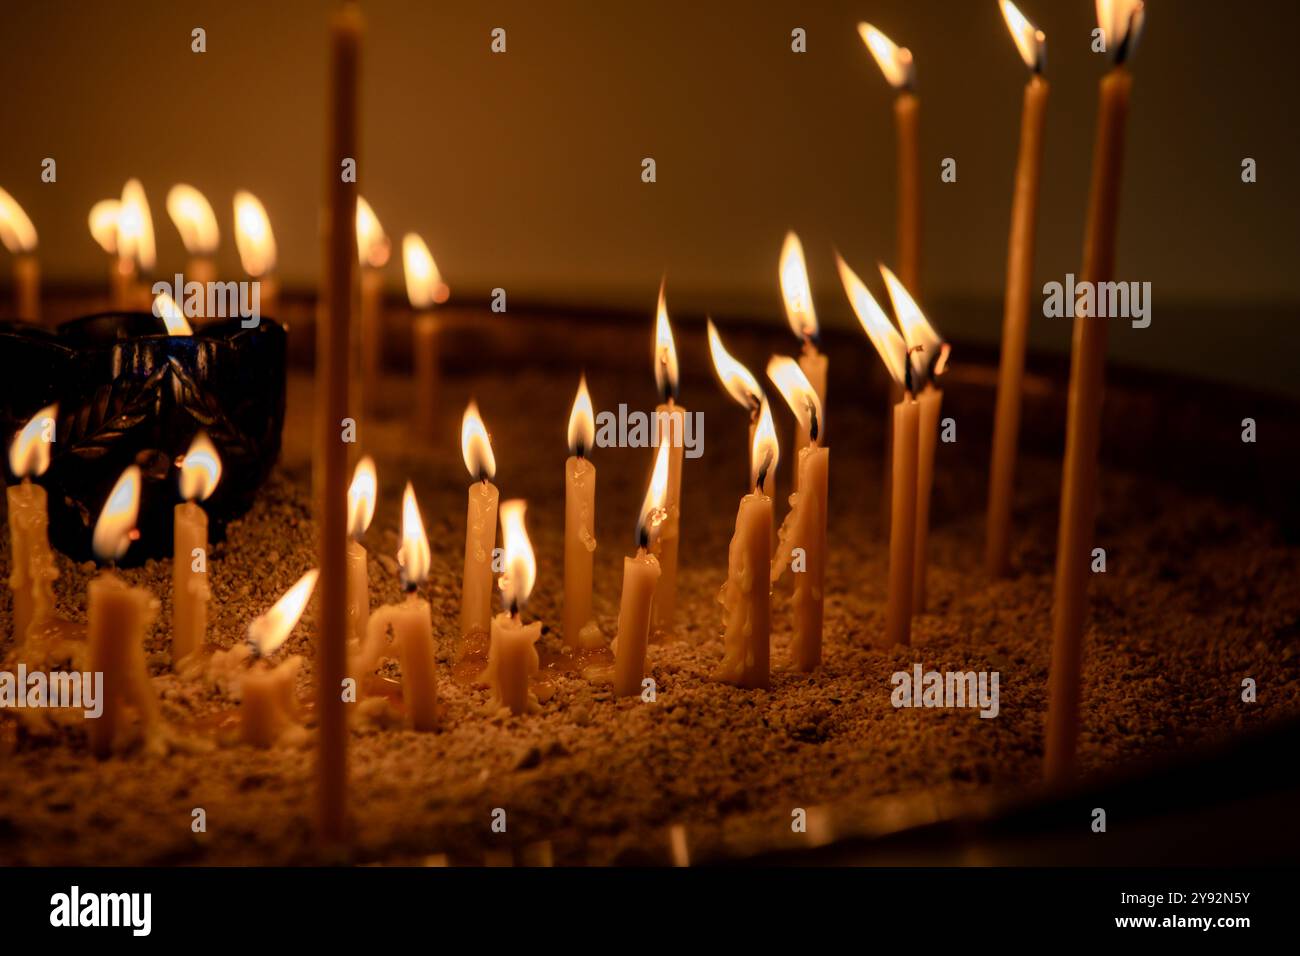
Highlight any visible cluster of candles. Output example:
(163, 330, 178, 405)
(1, 0, 1146, 839)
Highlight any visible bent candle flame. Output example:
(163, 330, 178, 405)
(402, 232, 449, 307)
(461, 400, 497, 482)
(153, 292, 193, 336)
(653, 282, 679, 402)
(568, 374, 595, 457)
(399, 482, 431, 589)
(92, 465, 141, 563)
(1000, 0, 1046, 73)
(749, 398, 779, 492)
(179, 431, 221, 502)
(498, 500, 536, 613)
(836, 253, 908, 388)
(880, 265, 948, 388)
(779, 232, 818, 344)
(347, 456, 377, 539)
(766, 356, 821, 446)
(233, 190, 276, 277)
(637, 437, 672, 549)
(707, 319, 762, 414)
(0, 187, 37, 253)
(166, 185, 219, 256)
(247, 568, 319, 657)
(356, 197, 391, 269)
(9, 404, 56, 478)
(857, 22, 914, 90)
(117, 179, 155, 273)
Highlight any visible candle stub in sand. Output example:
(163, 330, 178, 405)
(486, 500, 541, 715)
(0, 186, 41, 320)
(564, 375, 603, 649)
(6, 404, 58, 656)
(779, 232, 827, 490)
(241, 568, 318, 748)
(173, 431, 221, 667)
(345, 456, 377, 647)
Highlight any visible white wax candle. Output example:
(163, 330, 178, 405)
(364, 595, 439, 730)
(171, 500, 208, 666)
(487, 611, 541, 715)
(612, 551, 661, 697)
(87, 572, 162, 758)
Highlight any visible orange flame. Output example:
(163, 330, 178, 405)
(247, 568, 319, 656)
(835, 252, 909, 388)
(1000, 1, 1046, 73)
(461, 400, 496, 482)
(749, 398, 779, 492)
(166, 184, 219, 256)
(497, 499, 536, 613)
(153, 292, 193, 336)
(857, 23, 915, 90)
(233, 191, 276, 277)
(567, 374, 596, 457)
(398, 481, 431, 589)
(653, 281, 678, 401)
(356, 197, 391, 269)
(402, 232, 449, 308)
(766, 355, 823, 445)
(179, 431, 222, 502)
(117, 179, 155, 272)
(779, 231, 818, 342)
(88, 200, 121, 254)
(707, 319, 762, 413)
(92, 465, 141, 562)
(8, 403, 57, 478)
(1096, 0, 1145, 62)
(347, 456, 377, 538)
(0, 187, 37, 253)
(880, 265, 947, 386)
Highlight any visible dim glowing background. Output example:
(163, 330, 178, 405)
(0, 0, 1295, 393)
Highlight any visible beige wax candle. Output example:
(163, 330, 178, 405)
(460, 401, 499, 646)
(613, 439, 670, 697)
(6, 404, 58, 649)
(240, 657, 303, 748)
(887, 399, 920, 646)
(912, 386, 943, 614)
(166, 184, 220, 320)
(649, 284, 683, 639)
(795, 346, 828, 484)
(234, 190, 278, 318)
(0, 188, 40, 321)
(355, 196, 390, 416)
(345, 456, 377, 646)
(487, 500, 541, 714)
(988, 7, 1050, 578)
(116, 178, 155, 312)
(403, 233, 447, 442)
(1047, 9, 1142, 784)
(315, 0, 362, 844)
(365, 596, 440, 730)
(564, 375, 599, 647)
(172, 432, 221, 667)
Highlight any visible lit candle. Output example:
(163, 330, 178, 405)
(345, 456, 377, 647)
(317, 0, 362, 844)
(87, 466, 164, 758)
(767, 358, 828, 672)
(779, 232, 827, 487)
(233, 190, 278, 318)
(242, 569, 318, 748)
(402, 232, 449, 441)
(1047, 0, 1145, 786)
(459, 400, 500, 654)
(115, 178, 155, 311)
(87, 199, 126, 308)
(357, 483, 440, 730)
(356, 197, 391, 417)
(881, 266, 950, 615)
(487, 500, 541, 715)
(6, 405, 58, 653)
(563, 375, 602, 649)
(987, 1, 1050, 578)
(837, 253, 915, 645)
(172, 431, 222, 667)
(650, 283, 684, 639)
(153, 291, 194, 336)
(166, 184, 220, 316)
(712, 399, 777, 689)
(612, 438, 669, 697)
(0, 186, 40, 321)
(706, 319, 772, 500)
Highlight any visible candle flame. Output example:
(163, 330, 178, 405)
(92, 465, 141, 562)
(347, 455, 377, 538)
(165, 184, 219, 256)
(880, 264, 948, 387)
(179, 430, 222, 502)
(636, 437, 672, 549)
(88, 200, 121, 254)
(247, 568, 318, 656)
(1096, 0, 1145, 64)
(461, 400, 497, 482)
(0, 187, 37, 253)
(1000, 1, 1046, 73)
(653, 280, 679, 402)
(750, 398, 779, 493)
(398, 481, 431, 589)
(117, 179, 155, 272)
(779, 231, 819, 343)
(857, 23, 915, 90)
(707, 319, 763, 413)
(402, 232, 449, 308)
(497, 499, 536, 613)
(835, 252, 909, 389)
(153, 292, 193, 336)
(8, 403, 57, 478)
(766, 355, 823, 444)
(567, 374, 596, 457)
(233, 190, 276, 277)
(356, 196, 391, 269)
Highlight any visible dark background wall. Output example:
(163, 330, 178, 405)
(1, 0, 1296, 392)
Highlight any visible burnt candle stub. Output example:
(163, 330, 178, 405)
(0, 311, 286, 563)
